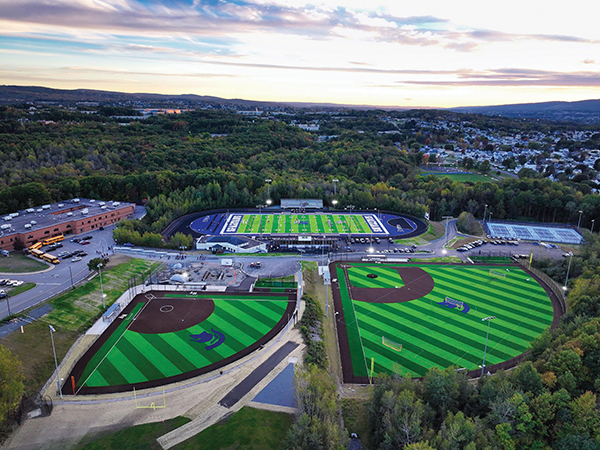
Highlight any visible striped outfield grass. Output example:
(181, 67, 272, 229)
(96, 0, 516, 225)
(78, 294, 290, 388)
(234, 213, 377, 235)
(337, 263, 554, 378)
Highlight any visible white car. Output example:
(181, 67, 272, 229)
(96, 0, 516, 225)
(71, 257, 82, 262)
(11, 280, 23, 286)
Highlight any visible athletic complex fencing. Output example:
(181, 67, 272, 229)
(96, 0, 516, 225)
(516, 259, 567, 314)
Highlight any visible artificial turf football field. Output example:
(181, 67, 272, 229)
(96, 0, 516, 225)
(66, 291, 295, 395)
(332, 262, 556, 382)
(222, 213, 392, 235)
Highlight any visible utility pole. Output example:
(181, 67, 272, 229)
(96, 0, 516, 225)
(481, 316, 496, 377)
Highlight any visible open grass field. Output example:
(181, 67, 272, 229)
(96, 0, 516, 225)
(70, 291, 295, 393)
(332, 262, 555, 381)
(0, 254, 48, 273)
(222, 213, 388, 235)
(420, 172, 498, 183)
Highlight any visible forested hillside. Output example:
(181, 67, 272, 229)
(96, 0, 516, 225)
(1, 106, 600, 238)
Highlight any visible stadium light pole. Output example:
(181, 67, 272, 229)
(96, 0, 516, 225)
(332, 199, 338, 209)
(489, 212, 493, 224)
(49, 325, 62, 399)
(442, 215, 453, 249)
(577, 210, 583, 230)
(592, 219, 595, 233)
(265, 179, 272, 199)
(442, 249, 447, 261)
(564, 252, 573, 290)
(483, 204, 488, 223)
(481, 316, 496, 377)
(333, 179, 339, 196)
(98, 263, 105, 308)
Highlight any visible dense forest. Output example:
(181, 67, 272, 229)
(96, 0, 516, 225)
(3, 105, 600, 449)
(1, 106, 600, 241)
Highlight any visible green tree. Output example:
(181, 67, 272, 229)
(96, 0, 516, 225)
(0, 345, 25, 424)
(87, 257, 106, 272)
(170, 232, 194, 250)
(285, 365, 347, 450)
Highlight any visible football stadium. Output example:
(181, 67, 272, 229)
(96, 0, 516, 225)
(331, 261, 560, 384)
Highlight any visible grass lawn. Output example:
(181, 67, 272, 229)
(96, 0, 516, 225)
(173, 406, 293, 450)
(0, 254, 48, 273)
(73, 416, 191, 450)
(395, 222, 444, 246)
(302, 264, 342, 380)
(0, 258, 161, 396)
(3, 282, 36, 298)
(336, 262, 554, 378)
(420, 172, 500, 183)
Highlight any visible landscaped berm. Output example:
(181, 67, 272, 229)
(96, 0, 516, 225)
(331, 261, 561, 384)
(64, 290, 296, 395)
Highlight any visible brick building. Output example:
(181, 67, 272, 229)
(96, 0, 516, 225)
(0, 198, 135, 251)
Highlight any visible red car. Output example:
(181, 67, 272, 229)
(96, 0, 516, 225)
(80, 240, 91, 245)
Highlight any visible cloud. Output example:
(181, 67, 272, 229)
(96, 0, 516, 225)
(0, 0, 449, 41)
(399, 69, 600, 87)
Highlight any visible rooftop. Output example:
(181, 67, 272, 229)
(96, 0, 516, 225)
(0, 198, 135, 236)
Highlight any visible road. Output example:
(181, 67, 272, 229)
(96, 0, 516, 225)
(1, 218, 566, 320)
(0, 225, 118, 320)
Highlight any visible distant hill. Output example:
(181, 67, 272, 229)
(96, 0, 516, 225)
(0, 85, 412, 111)
(450, 99, 600, 123)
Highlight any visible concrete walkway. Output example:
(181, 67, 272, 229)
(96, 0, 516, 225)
(3, 318, 304, 450)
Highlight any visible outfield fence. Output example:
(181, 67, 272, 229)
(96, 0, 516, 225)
(516, 260, 566, 314)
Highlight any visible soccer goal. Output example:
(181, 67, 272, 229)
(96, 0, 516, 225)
(382, 336, 402, 352)
(489, 269, 506, 279)
(445, 296, 464, 309)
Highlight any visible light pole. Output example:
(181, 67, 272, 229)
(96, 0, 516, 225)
(3, 295, 11, 317)
(564, 252, 573, 290)
(489, 212, 493, 224)
(333, 179, 339, 196)
(483, 204, 488, 223)
(265, 179, 272, 199)
(98, 263, 105, 308)
(577, 210, 583, 229)
(592, 219, 596, 233)
(332, 199, 338, 209)
(442, 249, 447, 261)
(68, 265, 74, 290)
(481, 316, 496, 377)
(442, 215, 453, 249)
(266, 199, 272, 207)
(49, 325, 62, 399)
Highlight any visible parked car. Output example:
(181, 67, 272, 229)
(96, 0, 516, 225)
(80, 241, 91, 245)
(123, 242, 135, 247)
(71, 257, 82, 262)
(81, 235, 93, 240)
(70, 238, 81, 243)
(61, 253, 73, 259)
(12, 280, 23, 286)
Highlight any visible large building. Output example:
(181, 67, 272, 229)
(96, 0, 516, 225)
(0, 198, 135, 251)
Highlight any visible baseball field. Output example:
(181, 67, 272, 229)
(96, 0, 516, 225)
(66, 291, 296, 395)
(331, 261, 556, 382)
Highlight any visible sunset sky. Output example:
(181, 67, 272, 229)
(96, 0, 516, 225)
(1, 0, 600, 107)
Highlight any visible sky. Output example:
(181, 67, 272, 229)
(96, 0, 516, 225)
(1, 0, 600, 108)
